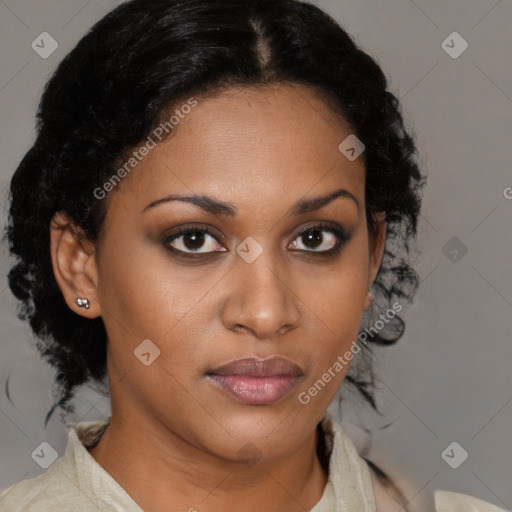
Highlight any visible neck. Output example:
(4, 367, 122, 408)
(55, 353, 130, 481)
(87, 406, 328, 512)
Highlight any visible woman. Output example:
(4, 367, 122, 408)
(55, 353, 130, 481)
(0, 0, 506, 510)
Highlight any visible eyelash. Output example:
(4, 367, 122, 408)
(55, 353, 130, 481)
(162, 222, 350, 259)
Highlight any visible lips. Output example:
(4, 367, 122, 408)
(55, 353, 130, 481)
(206, 356, 303, 405)
(208, 356, 303, 377)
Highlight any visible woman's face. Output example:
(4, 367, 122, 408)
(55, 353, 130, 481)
(78, 84, 385, 462)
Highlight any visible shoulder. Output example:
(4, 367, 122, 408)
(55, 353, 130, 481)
(370, 474, 510, 512)
(0, 417, 113, 512)
(434, 490, 510, 512)
(369, 472, 509, 512)
(0, 456, 97, 512)
(319, 413, 509, 512)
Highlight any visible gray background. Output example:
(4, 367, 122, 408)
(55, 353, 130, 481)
(0, 1, 511, 511)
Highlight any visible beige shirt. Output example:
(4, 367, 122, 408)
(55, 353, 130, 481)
(0, 412, 506, 511)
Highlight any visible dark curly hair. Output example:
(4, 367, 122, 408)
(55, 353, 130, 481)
(5, 0, 424, 442)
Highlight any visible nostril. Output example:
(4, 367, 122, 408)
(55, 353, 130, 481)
(277, 324, 294, 335)
(233, 324, 246, 334)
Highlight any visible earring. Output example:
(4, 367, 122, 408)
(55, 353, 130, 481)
(75, 297, 90, 310)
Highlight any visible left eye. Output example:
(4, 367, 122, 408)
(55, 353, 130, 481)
(167, 229, 226, 254)
(289, 226, 340, 252)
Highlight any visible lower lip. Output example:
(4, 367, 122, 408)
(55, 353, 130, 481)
(207, 375, 300, 405)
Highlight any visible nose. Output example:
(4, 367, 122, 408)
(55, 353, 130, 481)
(220, 249, 300, 340)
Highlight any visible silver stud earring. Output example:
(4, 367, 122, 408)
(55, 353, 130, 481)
(75, 297, 90, 309)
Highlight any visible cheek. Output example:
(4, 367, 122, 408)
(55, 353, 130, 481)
(311, 238, 369, 329)
(301, 237, 370, 374)
(96, 231, 193, 334)
(95, 229, 221, 382)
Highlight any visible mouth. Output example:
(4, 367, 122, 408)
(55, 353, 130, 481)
(206, 356, 304, 406)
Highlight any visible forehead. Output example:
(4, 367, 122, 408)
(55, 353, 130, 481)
(107, 84, 365, 218)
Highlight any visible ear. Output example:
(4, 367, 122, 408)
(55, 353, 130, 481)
(50, 211, 101, 318)
(363, 211, 386, 310)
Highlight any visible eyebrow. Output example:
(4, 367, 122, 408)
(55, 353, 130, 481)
(142, 188, 359, 216)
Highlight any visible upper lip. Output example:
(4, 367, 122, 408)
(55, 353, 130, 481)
(208, 356, 304, 377)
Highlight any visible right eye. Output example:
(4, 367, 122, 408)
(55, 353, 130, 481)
(163, 226, 227, 256)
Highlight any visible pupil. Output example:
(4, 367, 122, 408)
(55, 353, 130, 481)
(184, 231, 205, 250)
(303, 229, 322, 249)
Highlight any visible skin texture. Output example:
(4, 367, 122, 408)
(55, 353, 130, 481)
(50, 83, 386, 512)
